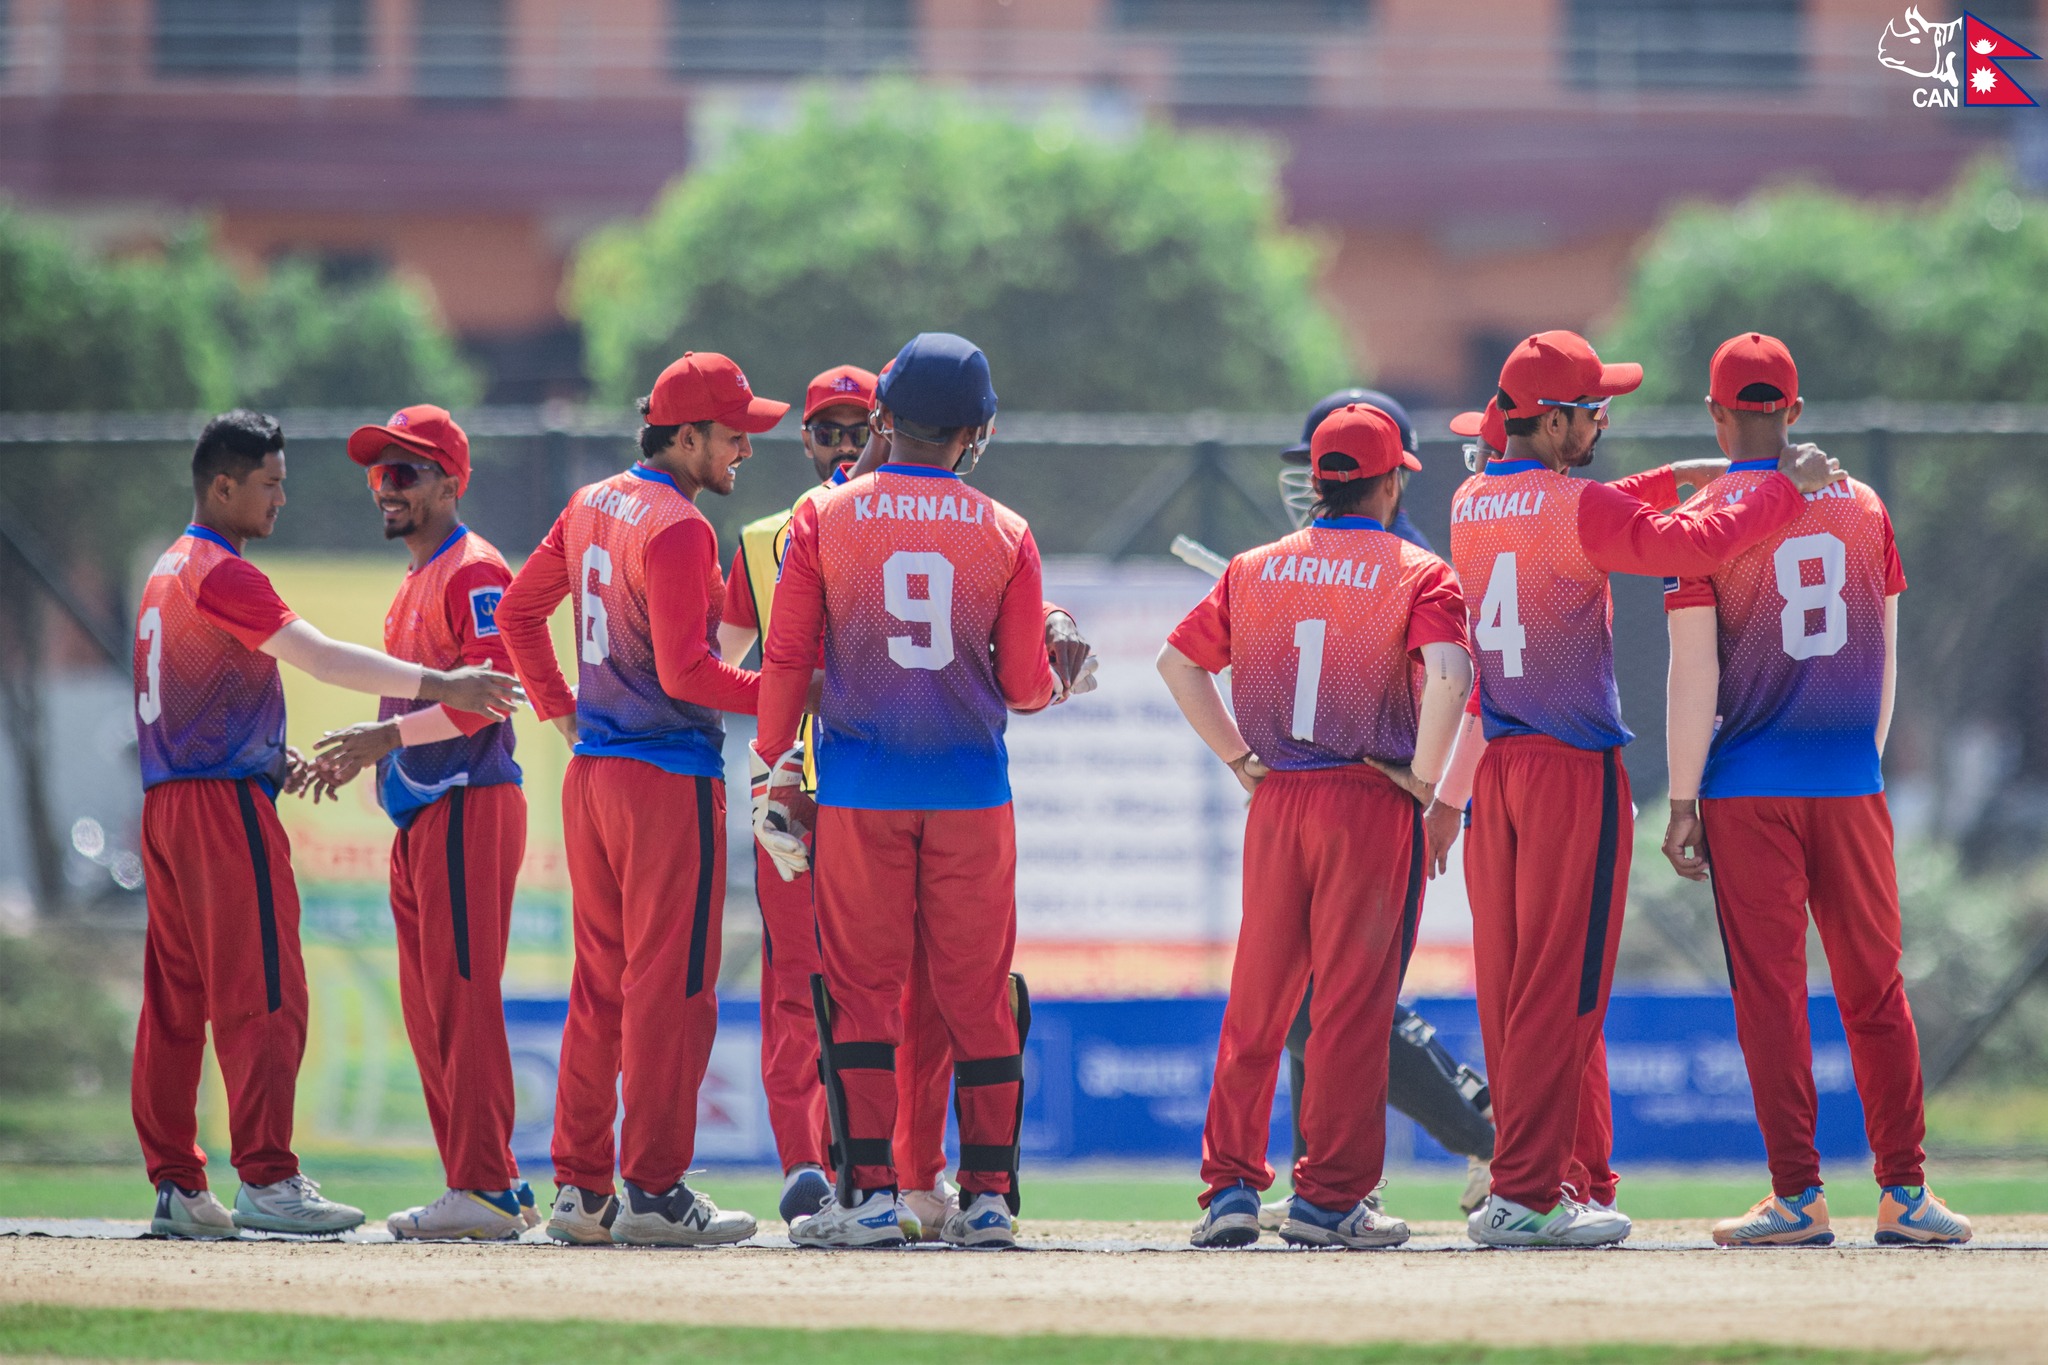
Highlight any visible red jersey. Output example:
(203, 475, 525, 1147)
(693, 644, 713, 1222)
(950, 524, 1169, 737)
(135, 525, 298, 791)
(374, 525, 521, 827)
(1449, 461, 1805, 751)
(757, 464, 1055, 810)
(1169, 516, 1468, 770)
(498, 463, 756, 778)
(1666, 465, 1905, 798)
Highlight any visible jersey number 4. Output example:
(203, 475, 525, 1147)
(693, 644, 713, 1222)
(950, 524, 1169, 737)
(884, 551, 956, 671)
(1773, 532, 1849, 660)
(1476, 551, 1528, 678)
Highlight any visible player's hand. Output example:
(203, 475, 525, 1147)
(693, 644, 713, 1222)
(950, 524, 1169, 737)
(283, 745, 347, 804)
(1364, 757, 1434, 807)
(1663, 799, 1710, 881)
(550, 714, 578, 746)
(749, 743, 813, 881)
(421, 665, 524, 718)
(314, 720, 401, 788)
(1423, 799, 1463, 879)
(1780, 442, 1846, 495)
(1226, 750, 1269, 796)
(1045, 611, 1098, 701)
(1669, 457, 1729, 497)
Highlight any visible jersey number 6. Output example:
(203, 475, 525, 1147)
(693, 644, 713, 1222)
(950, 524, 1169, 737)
(883, 550, 956, 671)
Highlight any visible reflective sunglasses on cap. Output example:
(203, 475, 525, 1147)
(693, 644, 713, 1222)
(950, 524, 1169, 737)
(806, 418, 870, 450)
(1535, 396, 1612, 413)
(366, 460, 444, 492)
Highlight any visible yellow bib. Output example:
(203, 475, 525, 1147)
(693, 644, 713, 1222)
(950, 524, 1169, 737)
(735, 483, 834, 793)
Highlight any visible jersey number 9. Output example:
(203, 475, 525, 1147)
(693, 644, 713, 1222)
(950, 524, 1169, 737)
(883, 551, 956, 671)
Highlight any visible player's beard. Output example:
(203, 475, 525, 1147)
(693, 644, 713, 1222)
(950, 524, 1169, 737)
(1565, 426, 1602, 469)
(382, 512, 416, 540)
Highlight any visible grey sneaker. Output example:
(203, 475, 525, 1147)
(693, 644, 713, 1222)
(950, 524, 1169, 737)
(611, 1179, 756, 1247)
(151, 1181, 238, 1239)
(232, 1174, 364, 1236)
(386, 1187, 525, 1241)
(545, 1185, 619, 1245)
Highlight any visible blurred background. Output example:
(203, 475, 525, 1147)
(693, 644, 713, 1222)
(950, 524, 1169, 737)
(1, 0, 2045, 1213)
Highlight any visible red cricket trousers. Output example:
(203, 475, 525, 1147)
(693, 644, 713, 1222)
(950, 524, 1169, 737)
(1465, 735, 1630, 1211)
(813, 803, 1021, 1197)
(1702, 794, 1926, 1195)
(132, 778, 307, 1192)
(552, 756, 725, 1194)
(755, 845, 954, 1182)
(391, 783, 525, 1192)
(1200, 766, 1424, 1211)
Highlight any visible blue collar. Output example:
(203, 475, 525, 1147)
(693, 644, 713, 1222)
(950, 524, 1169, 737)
(1483, 459, 1546, 476)
(878, 463, 961, 480)
(418, 524, 469, 568)
(1727, 458, 1779, 472)
(829, 465, 851, 486)
(629, 463, 681, 492)
(1311, 516, 1385, 532)
(185, 524, 240, 556)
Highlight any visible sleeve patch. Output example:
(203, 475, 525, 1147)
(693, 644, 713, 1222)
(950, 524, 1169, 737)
(469, 586, 503, 636)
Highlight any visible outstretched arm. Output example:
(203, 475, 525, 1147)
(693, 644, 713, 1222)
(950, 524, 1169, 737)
(1663, 605, 1719, 882)
(496, 515, 577, 725)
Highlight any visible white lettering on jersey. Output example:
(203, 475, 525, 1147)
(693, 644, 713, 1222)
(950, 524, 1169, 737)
(149, 551, 190, 578)
(581, 485, 651, 526)
(1258, 556, 1384, 589)
(1452, 489, 1547, 524)
(854, 493, 986, 524)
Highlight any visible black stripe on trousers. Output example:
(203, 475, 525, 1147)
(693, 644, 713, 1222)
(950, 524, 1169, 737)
(1701, 816, 1739, 994)
(687, 774, 715, 997)
(233, 779, 283, 1012)
(1577, 749, 1621, 1018)
(445, 787, 471, 981)
(1397, 797, 1426, 981)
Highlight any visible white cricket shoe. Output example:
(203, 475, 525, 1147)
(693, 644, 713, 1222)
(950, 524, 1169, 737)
(611, 1179, 756, 1247)
(778, 1166, 831, 1223)
(900, 1177, 959, 1243)
(1257, 1198, 1289, 1232)
(790, 1189, 909, 1248)
(940, 1190, 1016, 1249)
(545, 1185, 618, 1245)
(150, 1181, 238, 1239)
(232, 1174, 364, 1236)
(386, 1188, 525, 1241)
(1467, 1194, 1630, 1247)
(1279, 1195, 1410, 1250)
(1459, 1156, 1492, 1214)
(1191, 1182, 1261, 1248)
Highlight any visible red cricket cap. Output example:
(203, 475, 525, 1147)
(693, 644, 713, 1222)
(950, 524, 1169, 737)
(1309, 404, 1420, 482)
(347, 404, 471, 495)
(1496, 330, 1642, 418)
(646, 351, 789, 432)
(803, 364, 878, 421)
(1449, 398, 1507, 456)
(1709, 332, 1799, 413)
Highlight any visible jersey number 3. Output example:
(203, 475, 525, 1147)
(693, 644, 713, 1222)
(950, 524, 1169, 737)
(1476, 551, 1528, 678)
(136, 606, 164, 724)
(1773, 532, 1848, 660)
(884, 551, 956, 671)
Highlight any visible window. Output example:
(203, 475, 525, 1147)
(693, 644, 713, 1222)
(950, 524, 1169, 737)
(669, 0, 913, 80)
(155, 0, 369, 78)
(416, 0, 506, 102)
(1113, 0, 1373, 108)
(1562, 0, 1804, 92)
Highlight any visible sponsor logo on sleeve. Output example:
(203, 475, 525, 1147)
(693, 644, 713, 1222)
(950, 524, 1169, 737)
(469, 586, 503, 637)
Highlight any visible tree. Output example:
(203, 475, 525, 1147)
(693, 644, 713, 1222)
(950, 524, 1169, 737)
(1600, 160, 2048, 847)
(0, 205, 478, 915)
(570, 83, 1351, 412)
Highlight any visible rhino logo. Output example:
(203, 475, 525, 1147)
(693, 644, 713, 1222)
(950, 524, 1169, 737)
(1879, 6, 1961, 101)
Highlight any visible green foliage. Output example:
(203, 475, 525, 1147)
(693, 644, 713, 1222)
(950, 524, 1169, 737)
(571, 84, 1351, 412)
(230, 259, 480, 410)
(0, 933, 129, 1098)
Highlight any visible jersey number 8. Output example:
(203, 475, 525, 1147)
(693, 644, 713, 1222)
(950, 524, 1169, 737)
(1773, 532, 1848, 660)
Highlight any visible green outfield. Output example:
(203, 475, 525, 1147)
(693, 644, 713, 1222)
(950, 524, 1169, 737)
(0, 1305, 1910, 1365)
(4, 1155, 2045, 1226)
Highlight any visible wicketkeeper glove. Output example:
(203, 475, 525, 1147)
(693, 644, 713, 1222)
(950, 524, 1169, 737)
(750, 742, 813, 882)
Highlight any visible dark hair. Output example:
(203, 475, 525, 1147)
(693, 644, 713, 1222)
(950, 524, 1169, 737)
(192, 409, 283, 497)
(1737, 382, 1787, 405)
(1310, 460, 1400, 519)
(634, 396, 711, 461)
(1502, 414, 1543, 437)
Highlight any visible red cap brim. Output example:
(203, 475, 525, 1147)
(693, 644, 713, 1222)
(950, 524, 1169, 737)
(1399, 451, 1422, 472)
(1448, 411, 1485, 438)
(722, 397, 792, 435)
(1592, 362, 1644, 397)
(347, 424, 441, 466)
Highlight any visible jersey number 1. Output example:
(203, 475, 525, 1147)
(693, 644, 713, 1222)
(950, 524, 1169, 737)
(1476, 551, 1527, 678)
(1289, 618, 1327, 741)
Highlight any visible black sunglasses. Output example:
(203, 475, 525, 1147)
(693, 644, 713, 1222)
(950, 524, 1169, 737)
(806, 419, 870, 449)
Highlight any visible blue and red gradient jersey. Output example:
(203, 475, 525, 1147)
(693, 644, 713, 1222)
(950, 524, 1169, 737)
(1448, 461, 1806, 751)
(1168, 518, 1468, 771)
(374, 525, 522, 827)
(498, 464, 757, 779)
(134, 525, 298, 792)
(757, 464, 1057, 810)
(1665, 465, 1905, 798)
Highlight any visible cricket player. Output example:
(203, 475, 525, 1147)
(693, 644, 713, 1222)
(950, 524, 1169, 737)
(720, 364, 960, 1235)
(1430, 331, 1845, 1247)
(1663, 333, 1970, 1247)
(497, 351, 781, 1247)
(310, 405, 534, 1240)
(1163, 404, 1472, 1249)
(754, 332, 1094, 1249)
(134, 410, 521, 1239)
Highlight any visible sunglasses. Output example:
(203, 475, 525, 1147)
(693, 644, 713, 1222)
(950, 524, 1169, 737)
(1535, 397, 1612, 413)
(806, 419, 870, 449)
(367, 461, 443, 492)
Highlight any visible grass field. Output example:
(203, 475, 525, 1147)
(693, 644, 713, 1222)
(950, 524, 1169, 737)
(5, 1154, 2046, 1225)
(0, 1305, 1913, 1365)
